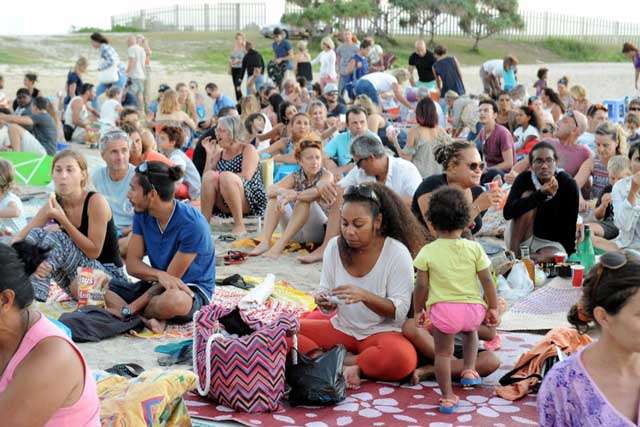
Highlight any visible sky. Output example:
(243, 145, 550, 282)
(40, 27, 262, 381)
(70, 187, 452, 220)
(0, 0, 636, 36)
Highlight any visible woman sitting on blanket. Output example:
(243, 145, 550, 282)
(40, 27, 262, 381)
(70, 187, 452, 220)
(295, 182, 426, 388)
(537, 250, 640, 426)
(250, 137, 333, 259)
(0, 241, 100, 424)
(12, 150, 126, 301)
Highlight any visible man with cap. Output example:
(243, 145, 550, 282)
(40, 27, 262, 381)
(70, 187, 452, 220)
(147, 83, 170, 120)
(321, 83, 347, 117)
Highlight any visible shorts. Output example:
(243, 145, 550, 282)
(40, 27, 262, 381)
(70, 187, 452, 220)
(415, 80, 437, 92)
(429, 302, 486, 335)
(354, 79, 379, 105)
(522, 235, 565, 254)
(108, 279, 209, 324)
(129, 78, 145, 95)
(597, 219, 619, 240)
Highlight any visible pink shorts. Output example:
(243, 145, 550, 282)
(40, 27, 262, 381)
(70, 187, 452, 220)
(429, 302, 486, 335)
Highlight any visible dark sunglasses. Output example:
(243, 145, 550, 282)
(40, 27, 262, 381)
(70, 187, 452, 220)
(630, 107, 640, 112)
(591, 251, 627, 291)
(467, 161, 485, 172)
(344, 184, 380, 205)
(135, 161, 160, 192)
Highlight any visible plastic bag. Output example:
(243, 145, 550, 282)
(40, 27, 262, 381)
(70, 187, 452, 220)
(286, 344, 347, 407)
(498, 261, 534, 303)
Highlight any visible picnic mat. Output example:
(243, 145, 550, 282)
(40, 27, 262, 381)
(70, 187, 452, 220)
(186, 332, 542, 427)
(498, 277, 582, 331)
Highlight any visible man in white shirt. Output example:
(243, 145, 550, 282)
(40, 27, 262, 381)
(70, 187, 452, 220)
(299, 134, 422, 264)
(479, 57, 516, 98)
(126, 35, 146, 110)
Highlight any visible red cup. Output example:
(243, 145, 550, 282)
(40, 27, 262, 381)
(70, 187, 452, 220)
(571, 265, 585, 287)
(554, 253, 567, 264)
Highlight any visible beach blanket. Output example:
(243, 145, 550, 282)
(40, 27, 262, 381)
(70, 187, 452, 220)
(232, 236, 318, 255)
(498, 277, 582, 331)
(186, 332, 542, 426)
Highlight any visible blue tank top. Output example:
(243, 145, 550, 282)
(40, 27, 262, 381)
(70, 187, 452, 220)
(433, 57, 465, 96)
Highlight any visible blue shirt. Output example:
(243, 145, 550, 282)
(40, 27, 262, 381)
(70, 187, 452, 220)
(132, 201, 215, 298)
(503, 67, 517, 91)
(324, 130, 379, 167)
(92, 165, 135, 230)
(272, 39, 293, 69)
(213, 94, 236, 117)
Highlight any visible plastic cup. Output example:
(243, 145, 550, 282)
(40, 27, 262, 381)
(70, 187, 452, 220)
(554, 252, 567, 264)
(488, 180, 500, 191)
(571, 265, 585, 287)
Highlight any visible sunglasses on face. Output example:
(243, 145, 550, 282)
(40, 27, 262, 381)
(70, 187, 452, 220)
(466, 161, 485, 172)
(630, 106, 640, 112)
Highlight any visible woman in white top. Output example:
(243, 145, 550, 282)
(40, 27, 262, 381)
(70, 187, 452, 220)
(311, 36, 337, 88)
(99, 86, 123, 134)
(297, 182, 427, 388)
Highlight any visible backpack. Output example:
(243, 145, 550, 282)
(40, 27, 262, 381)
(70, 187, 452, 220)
(496, 327, 592, 400)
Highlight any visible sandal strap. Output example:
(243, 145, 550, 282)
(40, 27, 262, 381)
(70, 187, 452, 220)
(461, 369, 480, 379)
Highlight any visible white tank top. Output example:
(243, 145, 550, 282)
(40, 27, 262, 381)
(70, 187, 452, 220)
(64, 96, 88, 127)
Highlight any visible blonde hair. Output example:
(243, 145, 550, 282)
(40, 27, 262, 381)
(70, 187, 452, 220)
(52, 150, 89, 189)
(595, 121, 628, 156)
(75, 56, 88, 73)
(297, 40, 308, 51)
(240, 95, 260, 119)
(354, 94, 379, 115)
(0, 159, 15, 193)
(159, 89, 180, 115)
(569, 84, 587, 101)
(392, 69, 410, 84)
(106, 86, 121, 99)
(607, 155, 631, 176)
(321, 36, 334, 50)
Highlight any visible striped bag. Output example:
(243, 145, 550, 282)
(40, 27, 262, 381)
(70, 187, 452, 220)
(193, 304, 298, 413)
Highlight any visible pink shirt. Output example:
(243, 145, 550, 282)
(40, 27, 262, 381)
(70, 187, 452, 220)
(0, 314, 100, 426)
(546, 138, 592, 177)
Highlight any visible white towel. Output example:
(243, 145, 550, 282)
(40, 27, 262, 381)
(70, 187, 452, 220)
(238, 274, 275, 310)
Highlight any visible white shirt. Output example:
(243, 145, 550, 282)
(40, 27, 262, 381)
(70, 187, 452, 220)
(0, 191, 26, 234)
(99, 99, 121, 133)
(63, 96, 88, 128)
(0, 125, 46, 155)
(612, 176, 640, 249)
(311, 50, 337, 80)
(319, 237, 414, 340)
(168, 149, 201, 200)
(127, 44, 147, 80)
(339, 155, 422, 200)
(513, 125, 540, 150)
(482, 59, 504, 77)
(361, 72, 397, 93)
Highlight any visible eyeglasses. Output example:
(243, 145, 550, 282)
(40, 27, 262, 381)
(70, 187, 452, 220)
(532, 157, 556, 166)
(591, 251, 628, 293)
(99, 129, 129, 145)
(467, 161, 485, 172)
(630, 107, 640, 112)
(344, 184, 380, 205)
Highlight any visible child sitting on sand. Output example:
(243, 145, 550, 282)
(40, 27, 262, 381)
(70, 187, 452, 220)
(0, 159, 26, 238)
(411, 187, 499, 414)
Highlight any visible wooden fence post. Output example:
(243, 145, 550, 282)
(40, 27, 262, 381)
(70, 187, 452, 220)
(204, 4, 210, 32)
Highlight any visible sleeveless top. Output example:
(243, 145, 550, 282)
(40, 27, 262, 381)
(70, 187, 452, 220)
(296, 62, 313, 82)
(230, 49, 245, 69)
(405, 127, 451, 178)
(433, 56, 465, 96)
(0, 314, 100, 426)
(74, 191, 122, 267)
(63, 96, 88, 129)
(292, 167, 327, 192)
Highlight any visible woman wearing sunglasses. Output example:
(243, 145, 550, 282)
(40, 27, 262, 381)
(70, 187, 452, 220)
(538, 250, 640, 426)
(412, 141, 503, 241)
(297, 182, 426, 389)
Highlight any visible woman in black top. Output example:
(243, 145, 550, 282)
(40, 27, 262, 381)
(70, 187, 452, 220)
(13, 150, 125, 301)
(411, 141, 503, 240)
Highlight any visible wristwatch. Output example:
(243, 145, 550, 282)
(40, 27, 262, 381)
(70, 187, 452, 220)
(121, 305, 132, 319)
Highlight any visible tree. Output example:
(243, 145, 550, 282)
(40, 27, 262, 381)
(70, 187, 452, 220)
(389, 0, 464, 47)
(458, 0, 524, 51)
(282, 0, 382, 38)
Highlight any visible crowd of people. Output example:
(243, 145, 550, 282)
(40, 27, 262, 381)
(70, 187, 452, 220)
(0, 28, 639, 424)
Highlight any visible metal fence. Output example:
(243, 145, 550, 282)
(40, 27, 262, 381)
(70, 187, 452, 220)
(284, 2, 640, 44)
(111, 3, 267, 32)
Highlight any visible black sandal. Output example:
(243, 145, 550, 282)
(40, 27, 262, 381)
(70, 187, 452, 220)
(105, 363, 145, 378)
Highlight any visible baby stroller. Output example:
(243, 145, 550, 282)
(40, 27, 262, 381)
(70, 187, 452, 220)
(267, 60, 288, 87)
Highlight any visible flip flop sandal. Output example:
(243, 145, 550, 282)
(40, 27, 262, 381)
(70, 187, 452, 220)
(460, 369, 482, 387)
(218, 234, 237, 242)
(223, 250, 248, 265)
(105, 363, 145, 378)
(438, 396, 459, 414)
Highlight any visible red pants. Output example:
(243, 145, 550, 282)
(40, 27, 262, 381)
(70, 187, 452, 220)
(292, 319, 417, 381)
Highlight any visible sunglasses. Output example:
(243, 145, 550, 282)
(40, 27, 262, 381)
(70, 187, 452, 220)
(591, 251, 628, 291)
(564, 110, 579, 127)
(135, 161, 161, 192)
(344, 183, 380, 205)
(467, 161, 485, 172)
(630, 107, 640, 112)
(99, 129, 129, 145)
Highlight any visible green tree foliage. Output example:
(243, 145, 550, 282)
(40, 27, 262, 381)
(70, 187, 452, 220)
(282, 0, 382, 37)
(458, 0, 524, 51)
(389, 0, 463, 46)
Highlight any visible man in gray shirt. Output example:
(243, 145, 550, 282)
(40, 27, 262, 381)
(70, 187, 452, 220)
(335, 29, 359, 96)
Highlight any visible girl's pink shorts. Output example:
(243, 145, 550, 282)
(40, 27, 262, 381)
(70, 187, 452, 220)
(429, 302, 486, 335)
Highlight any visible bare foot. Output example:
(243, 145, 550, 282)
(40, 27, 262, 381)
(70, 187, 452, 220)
(343, 364, 362, 389)
(410, 364, 435, 386)
(231, 225, 247, 236)
(249, 240, 271, 256)
(344, 352, 358, 366)
(298, 247, 324, 264)
(142, 317, 166, 334)
(263, 247, 283, 259)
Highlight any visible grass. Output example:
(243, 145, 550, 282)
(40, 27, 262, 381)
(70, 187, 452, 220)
(0, 32, 628, 71)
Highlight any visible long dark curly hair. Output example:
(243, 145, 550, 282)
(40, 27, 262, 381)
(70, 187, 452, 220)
(338, 182, 427, 266)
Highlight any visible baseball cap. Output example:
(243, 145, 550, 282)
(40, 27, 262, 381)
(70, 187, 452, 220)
(158, 84, 170, 93)
(323, 83, 339, 95)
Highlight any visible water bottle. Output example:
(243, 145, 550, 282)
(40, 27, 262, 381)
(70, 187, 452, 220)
(570, 225, 596, 274)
